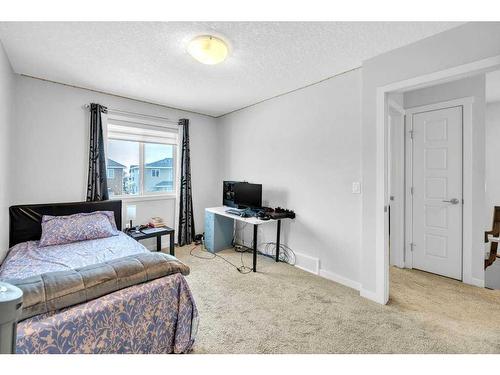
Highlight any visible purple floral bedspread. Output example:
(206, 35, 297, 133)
(0, 233, 198, 354)
(0, 232, 148, 280)
(16, 273, 198, 354)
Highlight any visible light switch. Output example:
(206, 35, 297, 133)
(352, 182, 361, 194)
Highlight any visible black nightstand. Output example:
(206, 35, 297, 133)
(125, 226, 175, 255)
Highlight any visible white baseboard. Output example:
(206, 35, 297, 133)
(470, 277, 485, 288)
(463, 274, 485, 288)
(360, 288, 385, 304)
(319, 269, 361, 291)
(292, 252, 361, 292)
(294, 251, 320, 274)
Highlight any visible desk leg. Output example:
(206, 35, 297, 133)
(253, 224, 258, 272)
(156, 236, 161, 252)
(170, 232, 175, 256)
(276, 219, 281, 262)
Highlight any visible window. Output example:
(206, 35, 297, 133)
(106, 114, 178, 198)
(107, 168, 115, 179)
(145, 144, 174, 192)
(107, 139, 140, 197)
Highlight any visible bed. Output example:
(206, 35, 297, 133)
(0, 200, 198, 354)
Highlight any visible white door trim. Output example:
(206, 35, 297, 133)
(388, 105, 406, 269)
(369, 54, 500, 305)
(405, 97, 474, 115)
(404, 99, 473, 280)
(388, 98, 406, 115)
(404, 108, 413, 269)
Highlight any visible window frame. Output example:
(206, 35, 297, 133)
(107, 168, 115, 179)
(105, 113, 179, 201)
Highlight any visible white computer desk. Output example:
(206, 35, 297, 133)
(205, 206, 289, 272)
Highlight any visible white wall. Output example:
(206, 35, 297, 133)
(484, 102, 500, 289)
(0, 41, 14, 261)
(10, 76, 219, 249)
(403, 75, 486, 284)
(485, 99, 500, 291)
(217, 69, 362, 288)
(361, 22, 500, 301)
(485, 103, 500, 288)
(485, 101, 500, 224)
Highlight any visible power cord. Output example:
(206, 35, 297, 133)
(189, 244, 216, 260)
(232, 223, 296, 265)
(237, 242, 296, 265)
(261, 242, 296, 265)
(189, 238, 253, 274)
(232, 221, 248, 247)
(190, 226, 296, 273)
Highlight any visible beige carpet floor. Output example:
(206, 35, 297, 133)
(173, 245, 500, 353)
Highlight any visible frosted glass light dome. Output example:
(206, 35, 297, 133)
(187, 35, 228, 65)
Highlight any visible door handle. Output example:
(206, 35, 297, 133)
(442, 198, 460, 205)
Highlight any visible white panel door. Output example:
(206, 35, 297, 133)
(411, 106, 462, 280)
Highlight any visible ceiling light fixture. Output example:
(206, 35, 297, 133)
(187, 35, 228, 65)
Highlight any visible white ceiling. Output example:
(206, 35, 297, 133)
(0, 22, 462, 117)
(486, 70, 500, 103)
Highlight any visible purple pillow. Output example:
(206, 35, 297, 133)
(39, 211, 120, 247)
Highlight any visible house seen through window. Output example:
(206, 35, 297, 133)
(106, 120, 177, 198)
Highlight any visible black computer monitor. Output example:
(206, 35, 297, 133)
(234, 183, 262, 209)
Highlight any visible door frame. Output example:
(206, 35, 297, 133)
(388, 101, 406, 269)
(403, 99, 472, 277)
(371, 54, 500, 305)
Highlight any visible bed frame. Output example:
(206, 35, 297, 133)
(9, 200, 122, 247)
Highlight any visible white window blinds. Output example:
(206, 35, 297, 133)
(107, 113, 178, 145)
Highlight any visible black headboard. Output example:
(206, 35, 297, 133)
(9, 200, 122, 247)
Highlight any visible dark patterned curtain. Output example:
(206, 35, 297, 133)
(178, 118, 195, 246)
(86, 103, 109, 202)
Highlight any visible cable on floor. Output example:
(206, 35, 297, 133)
(261, 242, 296, 265)
(232, 241, 296, 268)
(232, 224, 296, 265)
(189, 244, 216, 259)
(189, 240, 253, 274)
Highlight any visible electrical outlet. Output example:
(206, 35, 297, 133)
(352, 182, 361, 194)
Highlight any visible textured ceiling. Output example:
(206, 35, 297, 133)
(0, 22, 462, 117)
